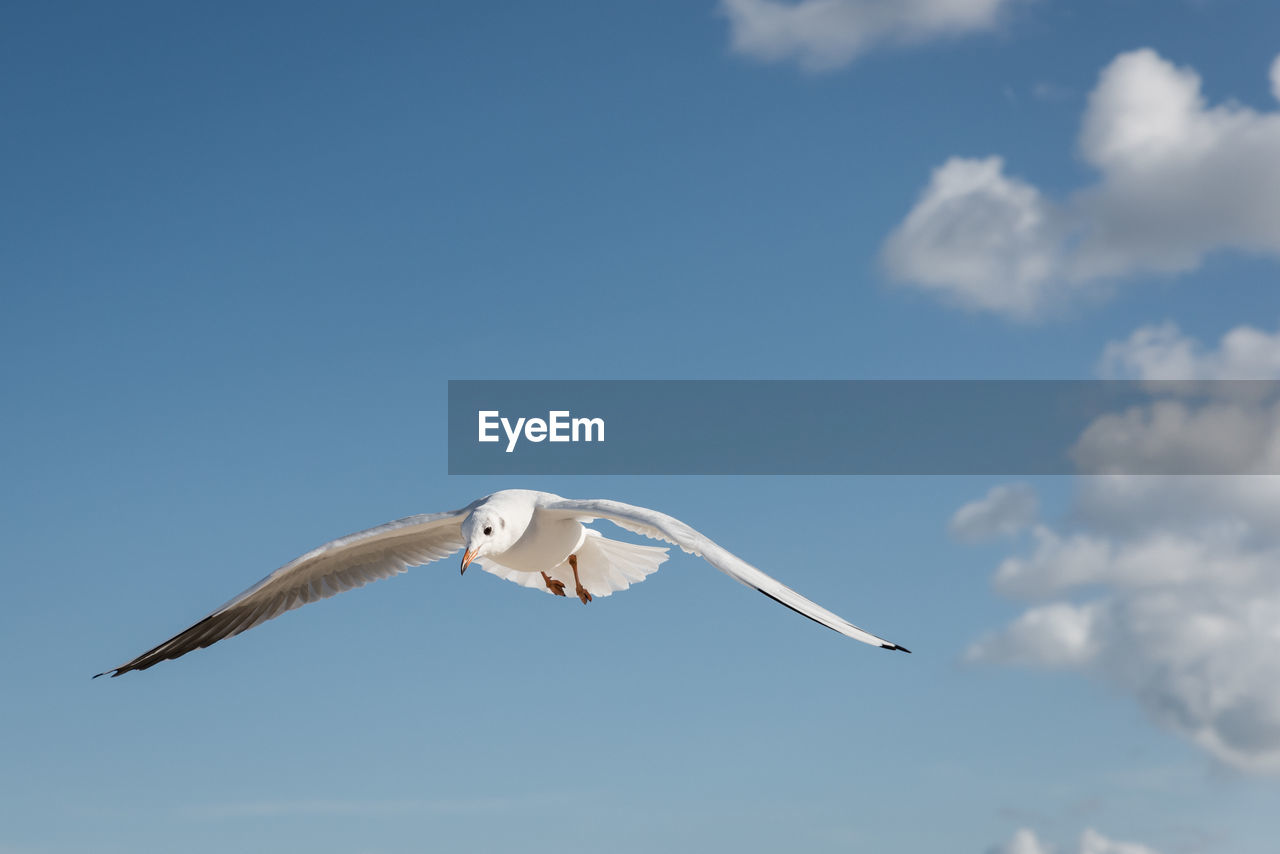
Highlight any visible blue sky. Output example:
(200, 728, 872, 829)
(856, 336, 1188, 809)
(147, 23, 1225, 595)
(4, 2, 1280, 853)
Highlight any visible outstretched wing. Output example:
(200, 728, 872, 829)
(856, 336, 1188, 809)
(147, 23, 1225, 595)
(541, 498, 909, 652)
(96, 508, 472, 677)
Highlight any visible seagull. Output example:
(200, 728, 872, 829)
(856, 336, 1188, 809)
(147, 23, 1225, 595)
(95, 489, 910, 677)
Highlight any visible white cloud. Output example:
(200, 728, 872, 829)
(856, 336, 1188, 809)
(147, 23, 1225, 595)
(949, 482, 1039, 542)
(970, 482, 1280, 774)
(992, 828, 1162, 854)
(994, 827, 1053, 854)
(964, 325, 1280, 774)
(885, 49, 1280, 319)
(719, 0, 1024, 71)
(968, 598, 1104, 668)
(1099, 321, 1280, 380)
(1072, 472, 1280, 536)
(990, 522, 1273, 598)
(882, 157, 1062, 317)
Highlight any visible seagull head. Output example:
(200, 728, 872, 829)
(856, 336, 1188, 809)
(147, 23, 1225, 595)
(459, 509, 509, 575)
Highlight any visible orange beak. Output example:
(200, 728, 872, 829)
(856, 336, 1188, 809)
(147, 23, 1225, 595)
(460, 547, 479, 575)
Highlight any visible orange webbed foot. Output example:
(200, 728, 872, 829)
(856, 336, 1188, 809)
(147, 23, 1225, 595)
(541, 571, 567, 596)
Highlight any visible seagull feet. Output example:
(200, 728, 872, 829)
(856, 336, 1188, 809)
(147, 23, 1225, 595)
(540, 572, 566, 597)
(568, 554, 592, 604)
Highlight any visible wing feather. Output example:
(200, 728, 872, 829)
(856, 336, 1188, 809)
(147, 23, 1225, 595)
(543, 498, 909, 652)
(96, 508, 472, 677)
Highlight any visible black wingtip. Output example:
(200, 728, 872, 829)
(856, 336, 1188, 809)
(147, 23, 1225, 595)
(882, 643, 912, 654)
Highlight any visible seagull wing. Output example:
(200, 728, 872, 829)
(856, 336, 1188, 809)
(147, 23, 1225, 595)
(96, 508, 472, 677)
(542, 498, 909, 652)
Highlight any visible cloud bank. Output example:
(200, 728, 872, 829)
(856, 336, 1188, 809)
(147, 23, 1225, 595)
(884, 49, 1280, 319)
(964, 323, 1280, 774)
(719, 0, 1024, 71)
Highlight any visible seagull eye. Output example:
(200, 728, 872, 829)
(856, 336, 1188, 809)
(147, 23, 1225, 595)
(483, 526, 492, 536)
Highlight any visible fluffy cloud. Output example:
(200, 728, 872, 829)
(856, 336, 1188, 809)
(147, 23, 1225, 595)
(949, 482, 1039, 542)
(963, 324, 1280, 773)
(979, 475, 1280, 772)
(1099, 321, 1280, 381)
(719, 0, 1023, 71)
(992, 828, 1161, 854)
(882, 156, 1064, 316)
(885, 50, 1280, 319)
(968, 598, 1104, 668)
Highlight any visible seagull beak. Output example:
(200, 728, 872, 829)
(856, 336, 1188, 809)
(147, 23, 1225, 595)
(460, 547, 478, 575)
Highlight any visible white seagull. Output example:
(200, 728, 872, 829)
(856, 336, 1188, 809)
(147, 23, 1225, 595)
(96, 489, 910, 677)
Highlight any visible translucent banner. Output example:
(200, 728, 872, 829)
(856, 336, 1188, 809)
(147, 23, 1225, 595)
(447, 380, 1280, 475)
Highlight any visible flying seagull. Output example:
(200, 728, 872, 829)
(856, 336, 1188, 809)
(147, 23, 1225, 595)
(96, 489, 910, 677)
